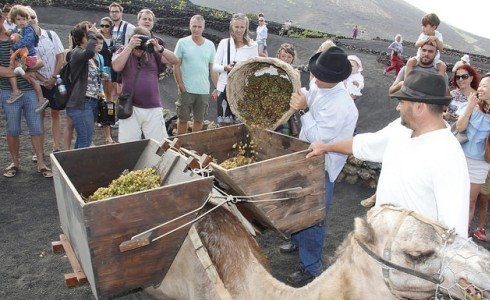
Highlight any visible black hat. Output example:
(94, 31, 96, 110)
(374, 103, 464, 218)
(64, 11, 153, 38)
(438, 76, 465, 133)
(308, 46, 352, 83)
(390, 70, 451, 105)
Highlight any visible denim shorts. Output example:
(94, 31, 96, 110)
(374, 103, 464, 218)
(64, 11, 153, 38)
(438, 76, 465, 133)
(1, 89, 42, 136)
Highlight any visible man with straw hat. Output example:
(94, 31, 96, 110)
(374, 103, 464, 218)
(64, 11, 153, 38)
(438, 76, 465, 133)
(285, 46, 358, 285)
(307, 70, 470, 241)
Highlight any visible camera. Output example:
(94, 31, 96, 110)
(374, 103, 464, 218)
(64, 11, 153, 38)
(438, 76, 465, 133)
(135, 35, 154, 53)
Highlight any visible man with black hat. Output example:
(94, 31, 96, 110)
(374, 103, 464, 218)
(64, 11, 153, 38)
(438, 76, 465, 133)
(307, 70, 470, 240)
(285, 46, 358, 285)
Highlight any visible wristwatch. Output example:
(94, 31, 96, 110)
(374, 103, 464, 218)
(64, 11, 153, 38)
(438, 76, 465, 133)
(158, 46, 165, 53)
(299, 108, 309, 116)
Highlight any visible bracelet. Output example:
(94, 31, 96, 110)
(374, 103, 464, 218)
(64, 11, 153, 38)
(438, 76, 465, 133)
(158, 47, 165, 53)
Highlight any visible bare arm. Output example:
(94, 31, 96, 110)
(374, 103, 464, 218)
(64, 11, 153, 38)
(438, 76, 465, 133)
(160, 49, 179, 65)
(415, 39, 425, 47)
(456, 93, 478, 132)
(0, 66, 14, 77)
(389, 80, 403, 94)
(173, 59, 186, 93)
(210, 63, 218, 88)
(306, 138, 354, 159)
(112, 45, 134, 72)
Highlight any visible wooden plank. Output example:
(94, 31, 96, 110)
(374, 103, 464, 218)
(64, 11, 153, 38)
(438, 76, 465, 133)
(155, 152, 180, 185)
(118, 232, 152, 252)
(60, 234, 87, 283)
(64, 273, 80, 287)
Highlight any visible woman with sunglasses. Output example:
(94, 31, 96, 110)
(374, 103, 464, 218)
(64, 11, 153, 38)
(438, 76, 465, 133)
(99, 17, 113, 101)
(448, 65, 480, 120)
(456, 73, 490, 240)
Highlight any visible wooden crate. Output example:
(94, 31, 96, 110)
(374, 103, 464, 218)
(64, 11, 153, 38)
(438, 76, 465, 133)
(50, 139, 214, 299)
(174, 124, 326, 235)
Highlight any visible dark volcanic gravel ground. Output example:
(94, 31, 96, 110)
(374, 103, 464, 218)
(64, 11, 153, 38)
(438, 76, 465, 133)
(0, 6, 488, 299)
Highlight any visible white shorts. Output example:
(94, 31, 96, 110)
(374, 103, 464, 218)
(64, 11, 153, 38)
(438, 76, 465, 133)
(466, 156, 490, 184)
(118, 106, 168, 144)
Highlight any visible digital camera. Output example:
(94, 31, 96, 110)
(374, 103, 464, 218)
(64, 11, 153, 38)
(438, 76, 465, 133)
(135, 35, 154, 53)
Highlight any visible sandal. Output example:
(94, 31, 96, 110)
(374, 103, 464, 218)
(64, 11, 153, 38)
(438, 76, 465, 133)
(38, 167, 53, 178)
(3, 164, 19, 178)
(32, 154, 37, 163)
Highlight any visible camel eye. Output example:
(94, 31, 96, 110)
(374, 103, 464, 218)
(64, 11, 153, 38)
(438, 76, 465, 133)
(403, 250, 435, 263)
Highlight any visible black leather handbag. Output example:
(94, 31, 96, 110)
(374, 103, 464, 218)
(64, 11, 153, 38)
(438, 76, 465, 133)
(117, 64, 141, 119)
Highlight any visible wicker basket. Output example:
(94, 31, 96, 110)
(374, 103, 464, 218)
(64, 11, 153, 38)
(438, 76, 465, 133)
(226, 57, 301, 130)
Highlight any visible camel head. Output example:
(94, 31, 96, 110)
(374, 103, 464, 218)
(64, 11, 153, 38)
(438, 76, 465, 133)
(352, 205, 490, 300)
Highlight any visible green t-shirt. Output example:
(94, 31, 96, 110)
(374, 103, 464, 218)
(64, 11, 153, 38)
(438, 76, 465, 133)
(174, 36, 215, 95)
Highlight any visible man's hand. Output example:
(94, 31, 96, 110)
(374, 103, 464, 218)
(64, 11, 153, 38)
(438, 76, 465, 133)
(211, 90, 218, 101)
(178, 84, 186, 94)
(128, 35, 142, 50)
(290, 91, 307, 110)
(468, 92, 479, 108)
(149, 38, 163, 52)
(44, 77, 56, 89)
(306, 141, 327, 159)
(88, 23, 99, 35)
(224, 64, 235, 72)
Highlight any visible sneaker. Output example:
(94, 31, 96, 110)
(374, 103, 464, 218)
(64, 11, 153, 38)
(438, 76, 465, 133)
(13, 66, 25, 76)
(473, 228, 487, 242)
(287, 269, 315, 286)
(6, 90, 23, 104)
(360, 195, 376, 208)
(279, 242, 298, 254)
(35, 99, 50, 113)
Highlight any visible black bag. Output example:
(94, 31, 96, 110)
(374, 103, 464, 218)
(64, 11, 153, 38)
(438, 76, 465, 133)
(117, 63, 142, 119)
(52, 60, 72, 110)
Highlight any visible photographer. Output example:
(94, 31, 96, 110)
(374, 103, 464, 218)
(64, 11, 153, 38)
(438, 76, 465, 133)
(112, 27, 178, 143)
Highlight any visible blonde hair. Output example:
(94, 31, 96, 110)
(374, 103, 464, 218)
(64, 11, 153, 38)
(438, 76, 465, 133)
(8, 5, 29, 24)
(395, 34, 402, 43)
(317, 39, 336, 53)
(229, 13, 251, 46)
(190, 14, 205, 24)
(100, 16, 113, 26)
(137, 8, 154, 21)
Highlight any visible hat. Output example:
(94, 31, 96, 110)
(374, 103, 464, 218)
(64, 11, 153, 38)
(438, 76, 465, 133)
(308, 46, 352, 83)
(390, 70, 451, 105)
(462, 54, 470, 63)
(348, 55, 363, 72)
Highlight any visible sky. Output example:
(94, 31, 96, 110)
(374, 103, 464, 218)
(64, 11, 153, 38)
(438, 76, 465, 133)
(403, 0, 489, 39)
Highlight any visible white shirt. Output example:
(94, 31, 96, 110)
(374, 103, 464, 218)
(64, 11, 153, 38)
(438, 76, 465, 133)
(353, 118, 470, 238)
(212, 38, 258, 92)
(343, 72, 364, 96)
(36, 29, 64, 79)
(299, 81, 359, 181)
(256, 25, 268, 45)
(3, 20, 16, 32)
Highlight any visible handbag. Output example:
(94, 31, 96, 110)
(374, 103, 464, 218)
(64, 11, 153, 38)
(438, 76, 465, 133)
(485, 136, 490, 163)
(117, 63, 142, 119)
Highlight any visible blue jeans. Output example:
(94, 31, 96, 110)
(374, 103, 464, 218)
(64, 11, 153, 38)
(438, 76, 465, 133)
(291, 171, 335, 276)
(1, 89, 42, 136)
(66, 98, 98, 149)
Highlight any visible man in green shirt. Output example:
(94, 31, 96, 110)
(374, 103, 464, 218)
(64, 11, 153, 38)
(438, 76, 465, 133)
(173, 15, 216, 134)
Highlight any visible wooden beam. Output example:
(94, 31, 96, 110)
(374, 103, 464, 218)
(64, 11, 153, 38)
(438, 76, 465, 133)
(51, 241, 64, 254)
(59, 234, 87, 284)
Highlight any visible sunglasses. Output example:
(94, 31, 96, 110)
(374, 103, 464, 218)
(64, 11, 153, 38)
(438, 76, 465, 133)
(456, 74, 470, 80)
(259, 19, 265, 22)
(30, 16, 36, 20)
(100, 24, 111, 28)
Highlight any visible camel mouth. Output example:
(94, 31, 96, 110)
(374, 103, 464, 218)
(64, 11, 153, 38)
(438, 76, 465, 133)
(456, 278, 488, 300)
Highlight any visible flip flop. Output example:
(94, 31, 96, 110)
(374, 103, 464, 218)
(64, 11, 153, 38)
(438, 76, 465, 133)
(32, 154, 37, 163)
(38, 167, 53, 178)
(3, 164, 19, 178)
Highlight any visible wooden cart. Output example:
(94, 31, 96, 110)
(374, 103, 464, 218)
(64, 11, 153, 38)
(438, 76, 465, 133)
(174, 124, 326, 235)
(50, 139, 214, 299)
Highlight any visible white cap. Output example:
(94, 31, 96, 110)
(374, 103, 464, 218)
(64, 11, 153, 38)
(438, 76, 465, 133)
(347, 55, 363, 72)
(462, 54, 470, 63)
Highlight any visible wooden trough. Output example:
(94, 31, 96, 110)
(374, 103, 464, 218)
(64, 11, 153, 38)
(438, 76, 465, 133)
(50, 139, 214, 299)
(174, 124, 326, 235)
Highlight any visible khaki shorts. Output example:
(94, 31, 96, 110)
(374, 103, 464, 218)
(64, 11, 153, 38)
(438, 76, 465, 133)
(175, 92, 209, 122)
(481, 175, 490, 195)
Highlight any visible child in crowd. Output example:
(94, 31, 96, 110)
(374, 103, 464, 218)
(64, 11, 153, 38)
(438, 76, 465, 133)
(405, 13, 446, 79)
(7, 5, 48, 112)
(94, 34, 114, 144)
(2, 4, 15, 34)
(344, 55, 364, 100)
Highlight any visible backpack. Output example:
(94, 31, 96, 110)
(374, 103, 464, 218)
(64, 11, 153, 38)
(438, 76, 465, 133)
(52, 53, 72, 110)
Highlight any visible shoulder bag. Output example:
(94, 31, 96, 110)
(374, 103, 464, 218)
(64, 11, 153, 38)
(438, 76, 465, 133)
(117, 62, 142, 119)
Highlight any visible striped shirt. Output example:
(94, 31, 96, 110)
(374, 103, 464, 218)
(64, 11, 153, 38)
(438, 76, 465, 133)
(0, 39, 32, 91)
(36, 29, 64, 79)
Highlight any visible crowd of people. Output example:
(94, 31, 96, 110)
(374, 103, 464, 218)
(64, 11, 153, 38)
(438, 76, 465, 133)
(0, 3, 488, 287)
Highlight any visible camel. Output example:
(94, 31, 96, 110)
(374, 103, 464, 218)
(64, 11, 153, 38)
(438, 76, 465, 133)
(153, 205, 490, 300)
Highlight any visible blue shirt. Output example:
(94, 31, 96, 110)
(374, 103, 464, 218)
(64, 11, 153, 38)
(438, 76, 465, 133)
(461, 104, 490, 160)
(174, 36, 215, 94)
